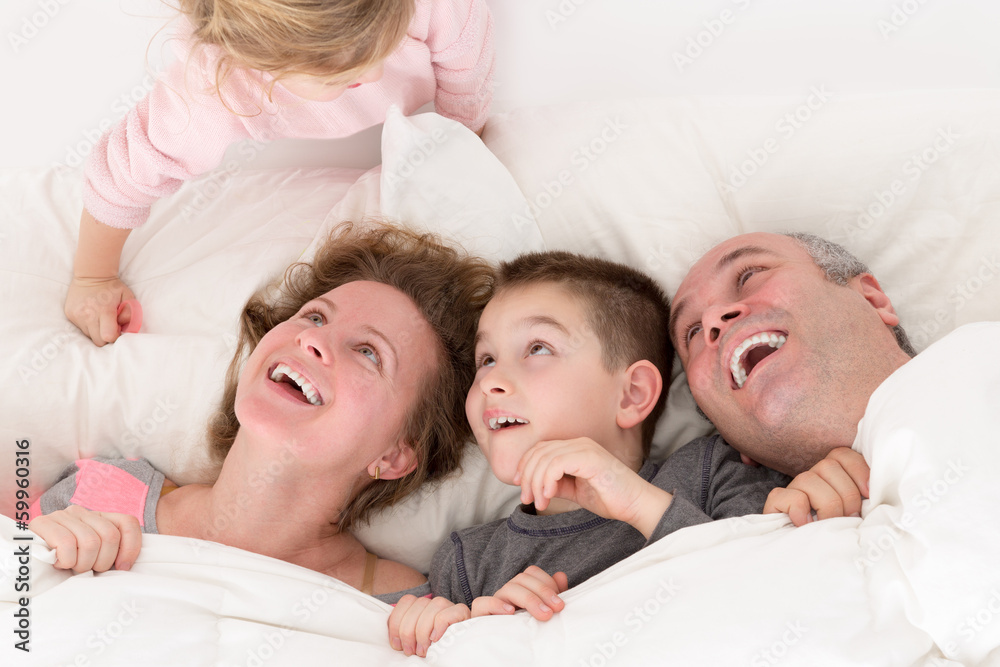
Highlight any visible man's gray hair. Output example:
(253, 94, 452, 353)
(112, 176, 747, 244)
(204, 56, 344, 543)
(783, 232, 917, 357)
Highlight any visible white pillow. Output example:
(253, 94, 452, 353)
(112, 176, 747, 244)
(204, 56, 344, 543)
(483, 90, 1000, 458)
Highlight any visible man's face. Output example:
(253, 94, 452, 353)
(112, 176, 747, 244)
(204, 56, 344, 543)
(670, 233, 905, 475)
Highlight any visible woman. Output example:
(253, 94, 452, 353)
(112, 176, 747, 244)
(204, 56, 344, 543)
(29, 221, 493, 602)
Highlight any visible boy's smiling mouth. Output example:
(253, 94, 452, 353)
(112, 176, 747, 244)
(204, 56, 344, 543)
(488, 416, 530, 431)
(729, 332, 787, 389)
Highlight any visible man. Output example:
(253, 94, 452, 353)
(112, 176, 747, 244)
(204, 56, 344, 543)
(669, 231, 917, 518)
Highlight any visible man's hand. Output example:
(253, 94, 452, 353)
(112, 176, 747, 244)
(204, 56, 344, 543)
(764, 447, 870, 526)
(471, 566, 568, 621)
(388, 595, 470, 658)
(29, 504, 142, 573)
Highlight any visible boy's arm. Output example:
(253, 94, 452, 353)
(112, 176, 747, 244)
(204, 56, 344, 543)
(763, 447, 869, 526)
(515, 437, 676, 540)
(470, 566, 568, 620)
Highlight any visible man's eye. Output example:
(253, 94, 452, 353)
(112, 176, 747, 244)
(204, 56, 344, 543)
(737, 266, 764, 288)
(684, 323, 703, 345)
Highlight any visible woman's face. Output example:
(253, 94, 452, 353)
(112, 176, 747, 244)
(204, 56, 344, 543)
(235, 281, 438, 474)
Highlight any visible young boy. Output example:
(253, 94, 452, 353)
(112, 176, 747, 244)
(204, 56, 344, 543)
(388, 251, 868, 657)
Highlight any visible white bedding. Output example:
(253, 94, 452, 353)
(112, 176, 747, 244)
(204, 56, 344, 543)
(2, 91, 999, 664)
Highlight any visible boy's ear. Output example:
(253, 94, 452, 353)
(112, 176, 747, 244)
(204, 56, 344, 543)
(616, 360, 662, 431)
(369, 440, 418, 481)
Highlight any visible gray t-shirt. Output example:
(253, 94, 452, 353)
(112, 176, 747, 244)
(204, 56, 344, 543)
(429, 435, 790, 605)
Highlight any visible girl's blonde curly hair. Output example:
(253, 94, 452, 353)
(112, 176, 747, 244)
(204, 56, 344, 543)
(179, 0, 414, 100)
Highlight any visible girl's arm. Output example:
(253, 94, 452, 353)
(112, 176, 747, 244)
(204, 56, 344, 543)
(65, 209, 134, 345)
(418, 0, 495, 134)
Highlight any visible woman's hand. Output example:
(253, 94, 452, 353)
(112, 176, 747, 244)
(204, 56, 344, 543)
(29, 504, 142, 573)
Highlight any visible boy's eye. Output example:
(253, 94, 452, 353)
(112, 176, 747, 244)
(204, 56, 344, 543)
(358, 345, 380, 366)
(528, 342, 552, 357)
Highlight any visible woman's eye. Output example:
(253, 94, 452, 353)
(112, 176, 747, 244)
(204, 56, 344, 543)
(305, 311, 324, 327)
(528, 343, 552, 356)
(684, 323, 703, 344)
(358, 345, 380, 366)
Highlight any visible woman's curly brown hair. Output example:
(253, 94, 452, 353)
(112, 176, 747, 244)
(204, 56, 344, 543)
(207, 220, 494, 530)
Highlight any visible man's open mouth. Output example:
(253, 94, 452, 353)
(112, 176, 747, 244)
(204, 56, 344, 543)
(730, 332, 787, 389)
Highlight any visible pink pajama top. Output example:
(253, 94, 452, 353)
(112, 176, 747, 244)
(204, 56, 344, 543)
(84, 0, 494, 229)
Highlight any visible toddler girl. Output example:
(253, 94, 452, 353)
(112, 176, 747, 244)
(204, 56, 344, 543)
(66, 0, 494, 345)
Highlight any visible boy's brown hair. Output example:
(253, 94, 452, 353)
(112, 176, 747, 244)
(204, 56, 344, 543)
(207, 220, 494, 530)
(494, 251, 673, 456)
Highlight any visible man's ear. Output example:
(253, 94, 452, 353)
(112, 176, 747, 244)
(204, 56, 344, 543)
(854, 273, 900, 327)
(616, 360, 662, 430)
(369, 440, 418, 481)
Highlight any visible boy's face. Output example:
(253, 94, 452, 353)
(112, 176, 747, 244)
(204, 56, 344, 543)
(466, 282, 624, 485)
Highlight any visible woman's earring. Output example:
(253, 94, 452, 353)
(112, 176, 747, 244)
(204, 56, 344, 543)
(370, 466, 380, 481)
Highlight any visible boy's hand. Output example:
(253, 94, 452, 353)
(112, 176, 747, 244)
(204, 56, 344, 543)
(28, 504, 142, 573)
(388, 595, 470, 658)
(515, 437, 672, 537)
(764, 447, 870, 526)
(65, 276, 135, 346)
(471, 566, 568, 621)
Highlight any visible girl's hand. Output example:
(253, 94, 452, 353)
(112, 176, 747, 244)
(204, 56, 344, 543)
(764, 447, 870, 526)
(471, 566, 568, 621)
(388, 595, 470, 658)
(65, 276, 135, 346)
(29, 504, 142, 573)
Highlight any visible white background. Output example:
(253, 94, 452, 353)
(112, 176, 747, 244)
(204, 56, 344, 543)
(2, 0, 999, 170)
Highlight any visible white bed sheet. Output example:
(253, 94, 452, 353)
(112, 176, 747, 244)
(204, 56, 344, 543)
(1, 91, 999, 664)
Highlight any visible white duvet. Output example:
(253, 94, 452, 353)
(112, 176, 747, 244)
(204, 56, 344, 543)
(3, 322, 998, 665)
(2, 91, 1000, 665)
